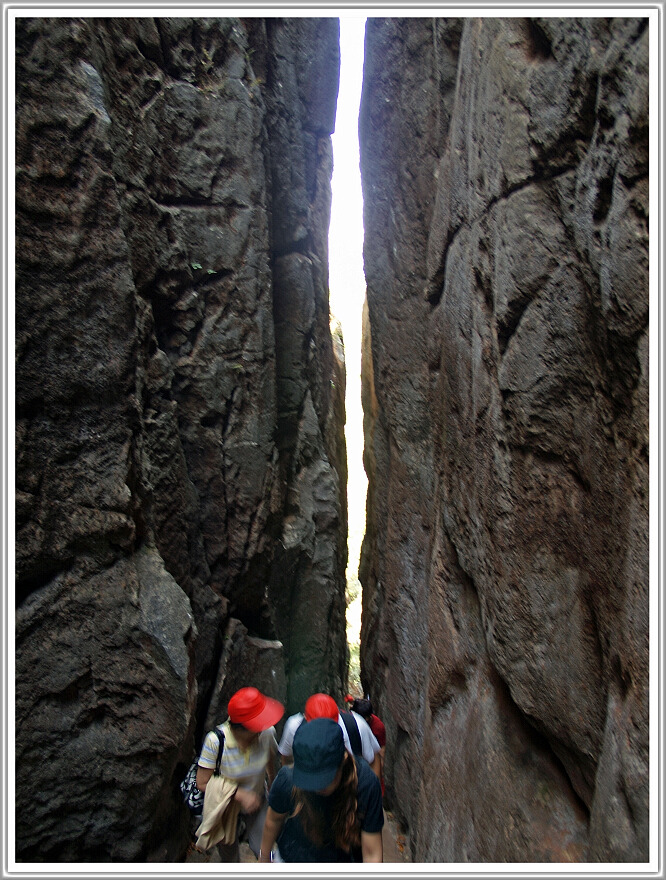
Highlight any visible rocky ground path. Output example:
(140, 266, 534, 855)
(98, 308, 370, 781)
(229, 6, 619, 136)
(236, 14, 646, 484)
(184, 809, 411, 864)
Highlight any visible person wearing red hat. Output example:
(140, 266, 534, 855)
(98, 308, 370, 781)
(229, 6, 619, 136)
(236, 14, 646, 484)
(277, 693, 381, 779)
(195, 687, 284, 862)
(305, 692, 339, 722)
(277, 693, 339, 767)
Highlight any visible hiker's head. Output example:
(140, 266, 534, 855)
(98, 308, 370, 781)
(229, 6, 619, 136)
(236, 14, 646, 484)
(351, 697, 373, 719)
(227, 687, 284, 742)
(292, 717, 347, 794)
(304, 692, 339, 722)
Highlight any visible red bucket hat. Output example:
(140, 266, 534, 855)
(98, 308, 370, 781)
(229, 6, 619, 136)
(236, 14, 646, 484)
(227, 687, 284, 732)
(304, 692, 339, 722)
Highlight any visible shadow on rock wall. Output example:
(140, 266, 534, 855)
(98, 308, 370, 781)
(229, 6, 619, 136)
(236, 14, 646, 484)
(15, 15, 347, 861)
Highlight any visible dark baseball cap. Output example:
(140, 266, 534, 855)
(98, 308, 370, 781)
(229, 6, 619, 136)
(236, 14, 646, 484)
(292, 717, 346, 791)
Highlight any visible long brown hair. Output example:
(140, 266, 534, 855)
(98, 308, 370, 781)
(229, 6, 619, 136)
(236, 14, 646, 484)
(292, 752, 361, 852)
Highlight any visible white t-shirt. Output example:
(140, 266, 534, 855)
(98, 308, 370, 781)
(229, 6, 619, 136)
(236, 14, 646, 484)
(345, 710, 381, 764)
(277, 711, 380, 765)
(277, 713, 305, 757)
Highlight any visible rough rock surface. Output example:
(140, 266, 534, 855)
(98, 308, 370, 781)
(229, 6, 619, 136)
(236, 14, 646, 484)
(15, 16, 346, 861)
(359, 17, 649, 862)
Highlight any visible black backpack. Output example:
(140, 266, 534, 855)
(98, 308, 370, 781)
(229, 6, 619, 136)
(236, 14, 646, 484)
(180, 727, 225, 816)
(339, 711, 363, 758)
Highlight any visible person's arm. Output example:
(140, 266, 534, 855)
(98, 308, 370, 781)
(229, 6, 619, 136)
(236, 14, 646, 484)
(196, 729, 224, 791)
(195, 766, 213, 791)
(277, 714, 299, 768)
(265, 731, 278, 791)
(198, 765, 256, 810)
(258, 806, 287, 863)
(361, 830, 383, 862)
(372, 719, 387, 782)
(235, 787, 261, 812)
(358, 761, 384, 859)
(357, 715, 381, 771)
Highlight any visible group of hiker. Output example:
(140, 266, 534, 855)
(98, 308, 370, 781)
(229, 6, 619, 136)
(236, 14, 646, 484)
(190, 686, 387, 863)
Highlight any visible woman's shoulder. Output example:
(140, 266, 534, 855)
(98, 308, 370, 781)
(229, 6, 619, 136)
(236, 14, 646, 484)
(274, 763, 294, 786)
(204, 723, 226, 745)
(370, 714, 385, 732)
(282, 713, 304, 734)
(369, 715, 386, 743)
(269, 764, 295, 810)
(259, 725, 278, 745)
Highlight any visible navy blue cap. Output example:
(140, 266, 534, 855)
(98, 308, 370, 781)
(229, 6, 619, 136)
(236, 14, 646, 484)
(292, 717, 345, 792)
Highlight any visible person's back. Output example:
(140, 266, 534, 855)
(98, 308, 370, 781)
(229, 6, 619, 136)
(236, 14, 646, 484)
(277, 711, 305, 766)
(278, 694, 380, 774)
(351, 698, 386, 796)
(341, 709, 380, 761)
(277, 693, 340, 765)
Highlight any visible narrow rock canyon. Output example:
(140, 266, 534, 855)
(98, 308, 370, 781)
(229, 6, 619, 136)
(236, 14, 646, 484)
(14, 14, 649, 863)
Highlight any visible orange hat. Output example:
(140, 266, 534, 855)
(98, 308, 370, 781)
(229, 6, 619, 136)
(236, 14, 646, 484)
(228, 687, 284, 732)
(304, 693, 339, 722)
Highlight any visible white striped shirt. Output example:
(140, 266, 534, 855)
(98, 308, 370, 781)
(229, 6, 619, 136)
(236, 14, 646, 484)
(198, 721, 277, 795)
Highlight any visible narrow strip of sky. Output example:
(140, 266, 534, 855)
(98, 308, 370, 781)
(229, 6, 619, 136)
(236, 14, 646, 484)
(329, 16, 367, 584)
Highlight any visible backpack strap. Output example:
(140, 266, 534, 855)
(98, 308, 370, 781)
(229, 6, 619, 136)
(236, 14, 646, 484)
(340, 711, 362, 757)
(212, 726, 225, 777)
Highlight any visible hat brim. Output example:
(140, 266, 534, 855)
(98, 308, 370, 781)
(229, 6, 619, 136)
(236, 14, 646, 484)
(239, 695, 284, 732)
(292, 759, 341, 793)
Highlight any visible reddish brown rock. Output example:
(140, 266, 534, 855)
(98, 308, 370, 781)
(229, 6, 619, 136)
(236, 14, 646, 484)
(359, 17, 648, 862)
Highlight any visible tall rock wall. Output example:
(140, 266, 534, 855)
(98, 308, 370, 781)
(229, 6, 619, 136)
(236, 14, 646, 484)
(359, 17, 649, 862)
(15, 16, 346, 861)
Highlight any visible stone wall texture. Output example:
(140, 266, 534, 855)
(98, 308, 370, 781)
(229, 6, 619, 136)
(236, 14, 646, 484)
(15, 16, 346, 861)
(14, 14, 651, 866)
(359, 17, 649, 863)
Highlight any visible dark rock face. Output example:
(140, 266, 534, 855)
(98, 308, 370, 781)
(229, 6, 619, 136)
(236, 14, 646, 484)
(359, 17, 648, 862)
(15, 16, 346, 861)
